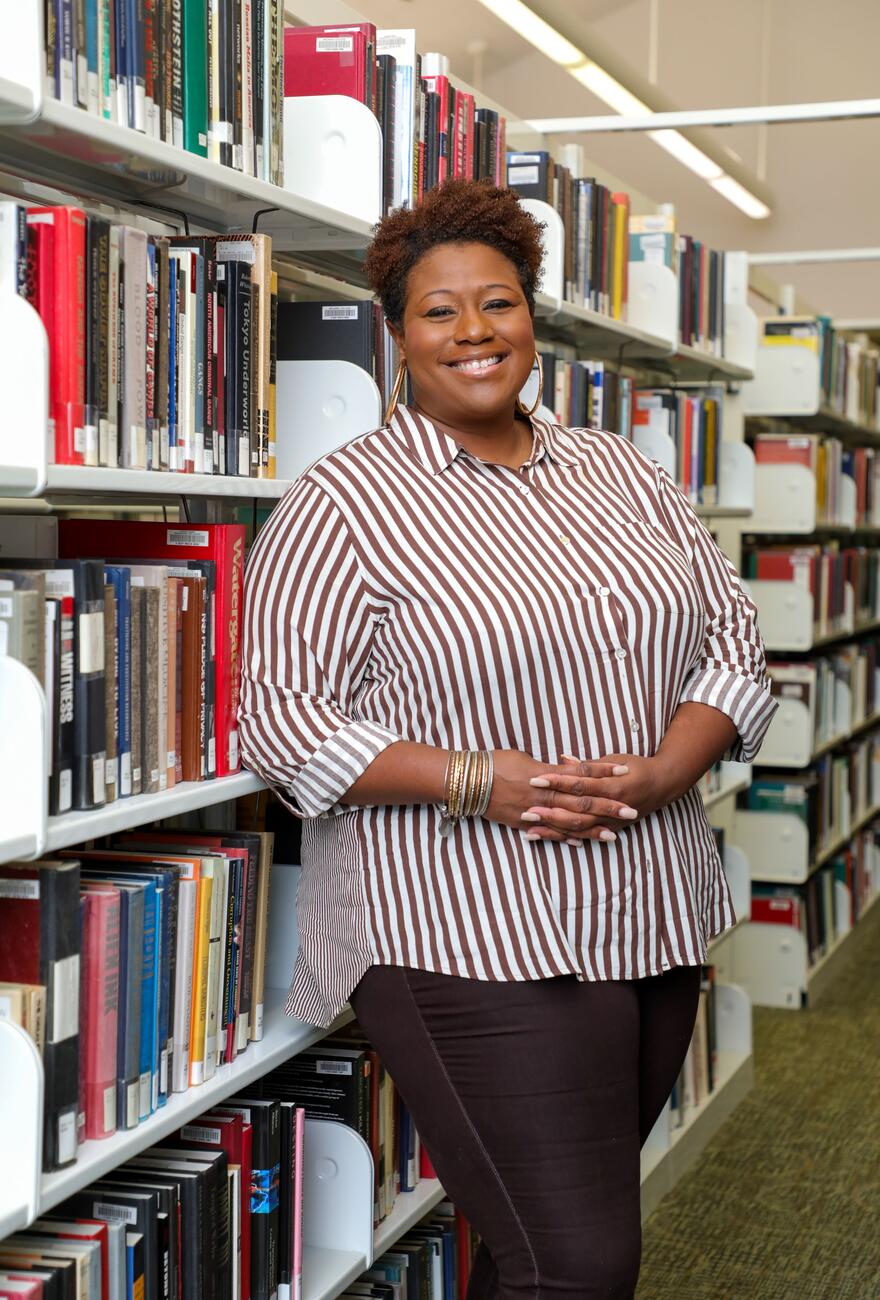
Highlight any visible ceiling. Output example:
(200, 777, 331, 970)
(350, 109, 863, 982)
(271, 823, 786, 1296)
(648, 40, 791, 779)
(356, 0, 880, 321)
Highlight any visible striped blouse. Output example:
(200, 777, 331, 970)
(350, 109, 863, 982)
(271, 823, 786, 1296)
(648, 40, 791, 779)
(240, 406, 777, 1028)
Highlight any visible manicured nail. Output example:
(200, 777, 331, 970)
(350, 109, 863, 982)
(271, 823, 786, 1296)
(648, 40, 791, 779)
(524, 831, 542, 840)
(565, 837, 581, 846)
(619, 806, 638, 819)
(520, 811, 542, 823)
(599, 830, 617, 842)
(529, 776, 551, 787)
(612, 765, 629, 775)
(561, 753, 580, 762)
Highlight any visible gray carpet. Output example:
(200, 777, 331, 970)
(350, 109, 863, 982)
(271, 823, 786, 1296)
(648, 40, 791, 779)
(637, 906, 880, 1299)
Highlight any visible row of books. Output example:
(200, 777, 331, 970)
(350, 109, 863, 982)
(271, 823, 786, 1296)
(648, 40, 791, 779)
(758, 317, 880, 432)
(632, 385, 724, 507)
(742, 734, 880, 862)
(507, 154, 630, 319)
(536, 350, 633, 439)
(44, 0, 284, 183)
(0, 518, 244, 813)
(0, 831, 273, 1171)
(768, 642, 880, 752)
(1, 202, 277, 475)
(669, 965, 720, 1125)
(344, 1203, 476, 1300)
(752, 824, 880, 967)
(752, 431, 880, 528)
(742, 543, 880, 640)
(629, 212, 727, 356)
(286, 26, 507, 215)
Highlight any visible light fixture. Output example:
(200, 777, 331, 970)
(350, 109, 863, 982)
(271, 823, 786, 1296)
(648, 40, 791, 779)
(709, 175, 772, 220)
(474, 0, 771, 219)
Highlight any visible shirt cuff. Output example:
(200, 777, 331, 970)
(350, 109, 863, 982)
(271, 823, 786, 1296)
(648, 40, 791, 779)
(679, 666, 779, 763)
(291, 719, 403, 817)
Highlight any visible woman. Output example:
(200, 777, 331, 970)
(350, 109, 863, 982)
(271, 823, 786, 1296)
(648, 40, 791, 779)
(239, 179, 776, 1298)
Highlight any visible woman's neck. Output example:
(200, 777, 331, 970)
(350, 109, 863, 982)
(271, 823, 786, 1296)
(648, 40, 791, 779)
(410, 401, 534, 471)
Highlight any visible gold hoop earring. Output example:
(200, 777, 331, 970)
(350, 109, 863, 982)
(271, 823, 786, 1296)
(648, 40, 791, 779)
(515, 352, 544, 419)
(384, 359, 408, 425)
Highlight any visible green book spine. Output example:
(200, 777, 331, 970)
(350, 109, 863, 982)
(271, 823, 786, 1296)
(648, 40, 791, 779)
(183, 0, 208, 157)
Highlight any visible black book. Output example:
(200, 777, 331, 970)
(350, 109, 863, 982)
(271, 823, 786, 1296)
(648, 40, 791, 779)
(171, 0, 184, 145)
(222, 1098, 280, 1300)
(232, 0, 243, 170)
(46, 593, 75, 816)
(218, 0, 233, 166)
(377, 53, 396, 214)
(507, 149, 552, 201)
(105, 1170, 178, 1300)
(392, 1240, 431, 1300)
(218, 259, 251, 476)
(0, 858, 80, 1171)
(254, 1045, 368, 1139)
(120, 1164, 199, 1300)
(62, 1184, 159, 1300)
(276, 299, 374, 374)
(151, 1146, 230, 1300)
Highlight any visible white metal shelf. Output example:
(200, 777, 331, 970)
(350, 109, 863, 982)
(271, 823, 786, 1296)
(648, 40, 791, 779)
(41, 465, 292, 500)
(534, 291, 673, 362)
(671, 345, 755, 384)
(373, 1179, 447, 1256)
(303, 1246, 366, 1300)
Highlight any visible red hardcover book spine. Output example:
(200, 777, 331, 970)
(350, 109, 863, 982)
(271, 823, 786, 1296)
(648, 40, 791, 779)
(456, 1209, 472, 1300)
(419, 1146, 437, 1180)
(57, 519, 246, 776)
(751, 895, 800, 928)
(26, 206, 87, 465)
(282, 27, 367, 102)
(462, 92, 475, 181)
(204, 1112, 253, 1300)
(81, 887, 121, 1140)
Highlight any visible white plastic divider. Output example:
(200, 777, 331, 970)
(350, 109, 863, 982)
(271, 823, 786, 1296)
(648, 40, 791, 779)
(759, 697, 815, 768)
(275, 360, 383, 481)
(631, 423, 677, 480)
(722, 302, 759, 375)
(0, 291, 49, 497)
(281, 96, 383, 232)
(302, 1118, 374, 1270)
(742, 340, 822, 417)
(722, 843, 752, 922)
(0, 657, 49, 865)
(746, 580, 814, 651)
(628, 260, 678, 346)
(733, 921, 810, 1010)
(751, 463, 817, 533)
(520, 199, 565, 308)
(733, 810, 810, 883)
(0, 1020, 43, 1239)
(838, 474, 858, 530)
(0, 0, 43, 124)
(718, 441, 755, 512)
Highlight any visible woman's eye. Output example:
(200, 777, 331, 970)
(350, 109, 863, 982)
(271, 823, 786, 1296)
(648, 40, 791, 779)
(426, 306, 454, 318)
(485, 298, 513, 310)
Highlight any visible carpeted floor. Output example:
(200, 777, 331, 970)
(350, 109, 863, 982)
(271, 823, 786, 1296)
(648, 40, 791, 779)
(637, 906, 880, 1299)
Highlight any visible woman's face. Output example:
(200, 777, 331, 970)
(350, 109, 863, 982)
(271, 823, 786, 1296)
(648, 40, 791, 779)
(393, 241, 536, 427)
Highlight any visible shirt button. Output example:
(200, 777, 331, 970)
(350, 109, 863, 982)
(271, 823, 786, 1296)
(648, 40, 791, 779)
(559, 534, 571, 545)
(520, 484, 529, 494)
(615, 648, 627, 660)
(630, 720, 640, 733)
(598, 586, 610, 597)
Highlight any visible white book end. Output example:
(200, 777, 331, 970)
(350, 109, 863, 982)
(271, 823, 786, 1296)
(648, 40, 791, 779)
(745, 580, 814, 652)
(631, 425, 676, 480)
(751, 463, 816, 533)
(302, 1118, 374, 1267)
(282, 96, 383, 229)
(0, 1019, 43, 1237)
(0, 0, 43, 124)
(628, 261, 678, 348)
(723, 843, 752, 922)
(742, 342, 821, 417)
(723, 302, 759, 374)
(275, 360, 383, 481)
(0, 657, 48, 864)
(718, 441, 755, 511)
(518, 199, 564, 308)
(0, 291, 49, 497)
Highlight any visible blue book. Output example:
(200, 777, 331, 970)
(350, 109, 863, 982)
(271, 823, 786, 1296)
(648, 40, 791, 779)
(105, 566, 132, 798)
(125, 0, 146, 132)
(579, 178, 595, 306)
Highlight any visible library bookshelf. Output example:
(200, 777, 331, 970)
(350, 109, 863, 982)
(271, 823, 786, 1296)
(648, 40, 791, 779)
(0, 2, 771, 1287)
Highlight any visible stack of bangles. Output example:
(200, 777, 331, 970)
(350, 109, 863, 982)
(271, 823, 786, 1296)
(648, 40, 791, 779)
(439, 749, 494, 837)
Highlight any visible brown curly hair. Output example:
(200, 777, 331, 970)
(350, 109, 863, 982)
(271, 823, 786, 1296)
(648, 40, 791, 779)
(363, 178, 545, 328)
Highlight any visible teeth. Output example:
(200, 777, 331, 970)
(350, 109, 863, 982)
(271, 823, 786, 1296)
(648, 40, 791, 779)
(452, 355, 503, 373)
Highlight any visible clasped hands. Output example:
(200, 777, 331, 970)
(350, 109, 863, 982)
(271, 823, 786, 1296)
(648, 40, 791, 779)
(487, 749, 676, 846)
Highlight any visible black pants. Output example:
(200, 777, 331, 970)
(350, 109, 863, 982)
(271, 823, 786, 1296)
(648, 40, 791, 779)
(351, 963, 702, 1299)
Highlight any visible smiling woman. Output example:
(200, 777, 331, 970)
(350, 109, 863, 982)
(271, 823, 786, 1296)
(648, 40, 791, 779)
(239, 177, 777, 1298)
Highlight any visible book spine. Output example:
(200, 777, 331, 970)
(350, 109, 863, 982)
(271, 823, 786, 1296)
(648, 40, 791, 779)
(270, 0, 281, 184)
(183, 0, 208, 156)
(83, 890, 120, 1139)
(45, 0, 58, 101)
(237, 266, 252, 476)
(155, 239, 170, 469)
(103, 583, 118, 801)
(267, 269, 277, 479)
(74, 0, 87, 107)
(241, 0, 254, 176)
(252, 0, 263, 180)
(232, 0, 243, 170)
(36, 862, 81, 1169)
(235, 852, 257, 1052)
(143, 0, 157, 133)
(121, 228, 147, 469)
(105, 224, 120, 466)
(85, 0, 100, 112)
(130, 584, 143, 795)
(145, 239, 158, 470)
(59, 0, 75, 105)
(171, 0, 183, 146)
(188, 870, 213, 1086)
(204, 247, 218, 473)
(171, 878, 196, 1092)
(217, 0, 233, 166)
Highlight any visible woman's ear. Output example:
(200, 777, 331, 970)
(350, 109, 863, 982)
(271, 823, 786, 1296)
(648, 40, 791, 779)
(386, 319, 404, 357)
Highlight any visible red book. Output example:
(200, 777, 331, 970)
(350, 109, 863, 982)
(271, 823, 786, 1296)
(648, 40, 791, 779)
(319, 23, 378, 115)
(424, 75, 450, 184)
(25, 1220, 110, 1300)
(752, 433, 819, 470)
(751, 895, 801, 928)
(57, 519, 246, 777)
(79, 886, 120, 1141)
(460, 92, 475, 180)
(456, 1209, 472, 1300)
(283, 26, 369, 105)
(26, 206, 87, 466)
(0, 1280, 45, 1297)
(419, 1146, 437, 1180)
(197, 1111, 254, 1300)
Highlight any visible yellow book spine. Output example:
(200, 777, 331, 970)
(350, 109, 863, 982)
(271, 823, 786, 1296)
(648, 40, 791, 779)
(188, 873, 214, 1085)
(268, 270, 278, 479)
(611, 202, 625, 320)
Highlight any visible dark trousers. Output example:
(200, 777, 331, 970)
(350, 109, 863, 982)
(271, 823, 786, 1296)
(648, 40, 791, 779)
(351, 963, 702, 1299)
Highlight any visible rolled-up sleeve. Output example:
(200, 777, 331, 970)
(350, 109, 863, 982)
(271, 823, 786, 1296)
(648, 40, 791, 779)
(239, 475, 401, 817)
(654, 462, 778, 762)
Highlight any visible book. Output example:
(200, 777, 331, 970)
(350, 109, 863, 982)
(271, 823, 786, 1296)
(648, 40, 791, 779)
(0, 982, 46, 1057)
(220, 1099, 280, 1300)
(79, 884, 121, 1141)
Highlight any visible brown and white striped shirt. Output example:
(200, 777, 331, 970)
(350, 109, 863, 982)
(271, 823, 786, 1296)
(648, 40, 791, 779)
(240, 406, 776, 1027)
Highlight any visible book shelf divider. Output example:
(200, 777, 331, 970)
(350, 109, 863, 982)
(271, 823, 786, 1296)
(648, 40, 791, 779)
(757, 696, 815, 768)
(0, 0, 42, 125)
(519, 198, 565, 307)
(734, 810, 811, 884)
(628, 259, 679, 348)
(0, 290, 49, 497)
(0, 1018, 44, 1238)
(722, 842, 752, 921)
(722, 301, 759, 374)
(281, 95, 384, 232)
(275, 359, 383, 480)
(745, 579, 815, 651)
(302, 1118, 374, 1268)
(751, 462, 818, 533)
(742, 340, 822, 417)
(631, 423, 677, 480)
(0, 657, 48, 864)
(718, 440, 755, 511)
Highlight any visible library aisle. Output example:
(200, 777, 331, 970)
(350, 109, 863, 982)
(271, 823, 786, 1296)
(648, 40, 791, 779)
(638, 903, 880, 1300)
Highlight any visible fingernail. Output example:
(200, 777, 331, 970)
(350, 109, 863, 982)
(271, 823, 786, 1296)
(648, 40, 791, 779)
(524, 831, 542, 840)
(529, 777, 550, 787)
(566, 838, 581, 847)
(520, 811, 542, 823)
(561, 753, 580, 762)
(612, 765, 629, 775)
(599, 830, 617, 842)
(619, 806, 638, 819)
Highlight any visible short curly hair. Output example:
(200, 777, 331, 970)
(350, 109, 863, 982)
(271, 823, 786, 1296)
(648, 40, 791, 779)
(364, 178, 545, 328)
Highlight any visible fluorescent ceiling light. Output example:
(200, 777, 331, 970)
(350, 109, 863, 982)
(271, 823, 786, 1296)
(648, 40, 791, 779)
(647, 129, 723, 181)
(710, 174, 772, 220)
(475, 0, 583, 66)
(475, 0, 770, 219)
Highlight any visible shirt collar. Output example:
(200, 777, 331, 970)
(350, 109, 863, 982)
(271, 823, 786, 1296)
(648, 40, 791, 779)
(389, 405, 579, 475)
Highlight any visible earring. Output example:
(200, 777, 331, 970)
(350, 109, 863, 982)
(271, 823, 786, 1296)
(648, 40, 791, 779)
(384, 359, 408, 425)
(515, 352, 544, 419)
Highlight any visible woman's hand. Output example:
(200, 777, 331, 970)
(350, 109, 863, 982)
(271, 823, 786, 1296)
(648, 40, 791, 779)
(520, 753, 677, 845)
(487, 749, 641, 845)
